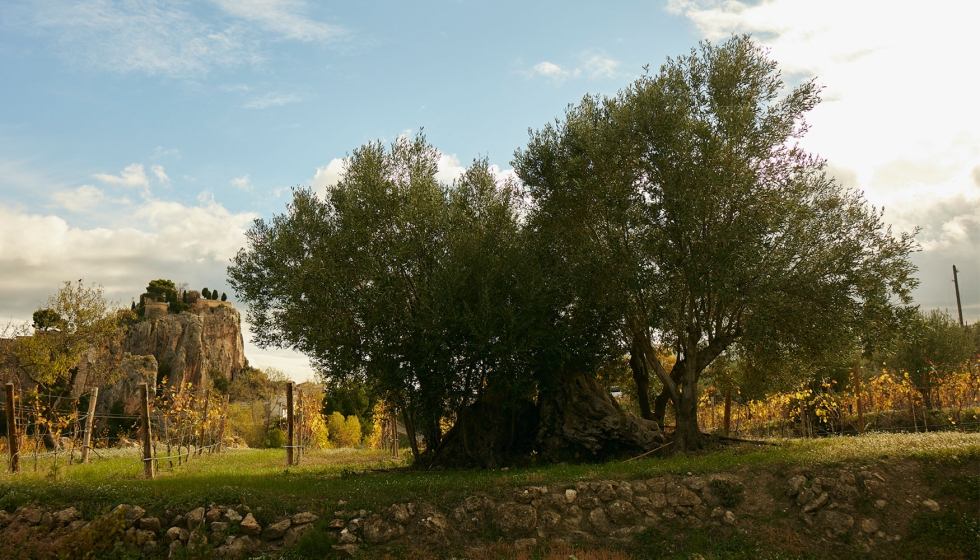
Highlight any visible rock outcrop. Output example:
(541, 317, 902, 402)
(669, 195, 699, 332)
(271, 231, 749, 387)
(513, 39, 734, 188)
(120, 304, 245, 390)
(96, 353, 158, 415)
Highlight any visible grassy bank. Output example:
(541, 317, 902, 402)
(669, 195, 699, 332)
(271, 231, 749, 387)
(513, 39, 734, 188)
(2, 432, 977, 522)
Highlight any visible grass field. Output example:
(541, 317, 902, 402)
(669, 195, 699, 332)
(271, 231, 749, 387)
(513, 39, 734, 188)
(2, 432, 979, 559)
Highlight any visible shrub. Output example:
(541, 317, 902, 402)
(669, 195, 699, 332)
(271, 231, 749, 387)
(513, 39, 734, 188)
(327, 412, 362, 448)
(266, 427, 287, 449)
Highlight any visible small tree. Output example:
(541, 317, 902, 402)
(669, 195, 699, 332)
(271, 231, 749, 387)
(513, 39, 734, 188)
(13, 280, 122, 448)
(202, 287, 211, 300)
(887, 310, 975, 409)
(220, 292, 227, 302)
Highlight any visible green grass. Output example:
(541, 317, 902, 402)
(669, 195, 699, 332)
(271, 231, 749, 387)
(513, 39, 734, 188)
(3, 433, 979, 521)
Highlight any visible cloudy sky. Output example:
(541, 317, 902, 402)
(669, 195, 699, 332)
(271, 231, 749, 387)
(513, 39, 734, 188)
(1, 0, 977, 382)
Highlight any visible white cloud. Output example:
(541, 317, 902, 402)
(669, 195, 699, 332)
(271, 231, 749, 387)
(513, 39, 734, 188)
(151, 164, 171, 185)
(0, 197, 319, 380)
(665, 0, 980, 317)
(530, 53, 622, 83)
(436, 153, 467, 185)
(94, 164, 150, 187)
(11, 0, 346, 77)
(212, 0, 346, 43)
(50, 185, 106, 213)
(152, 146, 181, 159)
(311, 158, 346, 197)
(243, 93, 302, 109)
(582, 54, 620, 79)
(230, 174, 254, 191)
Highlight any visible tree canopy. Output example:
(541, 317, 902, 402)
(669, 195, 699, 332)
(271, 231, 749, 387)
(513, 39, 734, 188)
(229, 36, 919, 464)
(514, 35, 918, 449)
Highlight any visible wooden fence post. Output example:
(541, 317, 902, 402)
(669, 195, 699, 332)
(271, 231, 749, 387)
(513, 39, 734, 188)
(81, 387, 98, 463)
(391, 408, 398, 458)
(215, 397, 228, 453)
(852, 366, 865, 434)
(140, 383, 154, 479)
(198, 388, 210, 455)
(5, 383, 19, 474)
(286, 382, 294, 466)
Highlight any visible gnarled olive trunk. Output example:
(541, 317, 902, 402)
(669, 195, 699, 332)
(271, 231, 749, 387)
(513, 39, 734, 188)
(426, 393, 537, 469)
(427, 372, 665, 468)
(536, 372, 665, 462)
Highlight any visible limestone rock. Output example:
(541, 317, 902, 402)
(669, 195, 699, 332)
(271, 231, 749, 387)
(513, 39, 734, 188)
(54, 507, 81, 526)
(685, 477, 706, 491)
(164, 526, 183, 544)
(802, 492, 830, 513)
(186, 507, 206, 531)
(450, 506, 485, 533)
(860, 518, 879, 533)
(18, 506, 44, 525)
(666, 483, 702, 507)
(390, 503, 411, 524)
(565, 489, 578, 503)
(818, 510, 854, 535)
(291, 512, 318, 525)
(338, 529, 358, 544)
(211, 521, 230, 533)
(364, 514, 406, 543)
(722, 511, 736, 525)
(786, 475, 807, 497)
(262, 518, 291, 540)
(597, 483, 618, 502)
(111, 504, 146, 529)
(239, 513, 261, 536)
(119, 304, 245, 393)
(332, 544, 359, 558)
(607, 501, 638, 525)
(284, 523, 314, 547)
(139, 517, 161, 532)
(206, 508, 222, 523)
(588, 508, 612, 533)
(495, 502, 537, 536)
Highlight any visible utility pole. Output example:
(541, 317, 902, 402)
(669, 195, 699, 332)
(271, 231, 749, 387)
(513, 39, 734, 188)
(952, 265, 964, 327)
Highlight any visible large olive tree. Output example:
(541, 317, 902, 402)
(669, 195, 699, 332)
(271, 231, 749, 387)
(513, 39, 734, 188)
(514, 36, 919, 450)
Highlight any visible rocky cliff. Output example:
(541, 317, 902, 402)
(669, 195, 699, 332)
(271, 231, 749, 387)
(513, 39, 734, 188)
(121, 304, 246, 390)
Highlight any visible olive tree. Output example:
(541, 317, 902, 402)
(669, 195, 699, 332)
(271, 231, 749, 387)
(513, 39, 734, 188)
(514, 36, 918, 450)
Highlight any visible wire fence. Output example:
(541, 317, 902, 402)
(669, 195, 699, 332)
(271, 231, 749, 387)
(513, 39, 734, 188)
(2, 381, 337, 477)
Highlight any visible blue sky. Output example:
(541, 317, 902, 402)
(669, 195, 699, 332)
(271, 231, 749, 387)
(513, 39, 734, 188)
(1, 0, 978, 381)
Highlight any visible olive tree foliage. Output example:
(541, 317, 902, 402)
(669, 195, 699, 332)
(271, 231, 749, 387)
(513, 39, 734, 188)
(229, 134, 536, 463)
(513, 36, 919, 450)
(885, 309, 975, 409)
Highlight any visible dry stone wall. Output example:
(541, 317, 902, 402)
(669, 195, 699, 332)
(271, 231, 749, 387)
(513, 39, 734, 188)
(0, 466, 935, 558)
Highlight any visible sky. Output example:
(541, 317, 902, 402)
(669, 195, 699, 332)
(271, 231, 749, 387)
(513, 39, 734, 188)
(1, 0, 977, 382)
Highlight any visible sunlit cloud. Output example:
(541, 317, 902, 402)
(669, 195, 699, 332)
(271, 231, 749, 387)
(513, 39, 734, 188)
(665, 0, 980, 314)
(94, 164, 150, 188)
